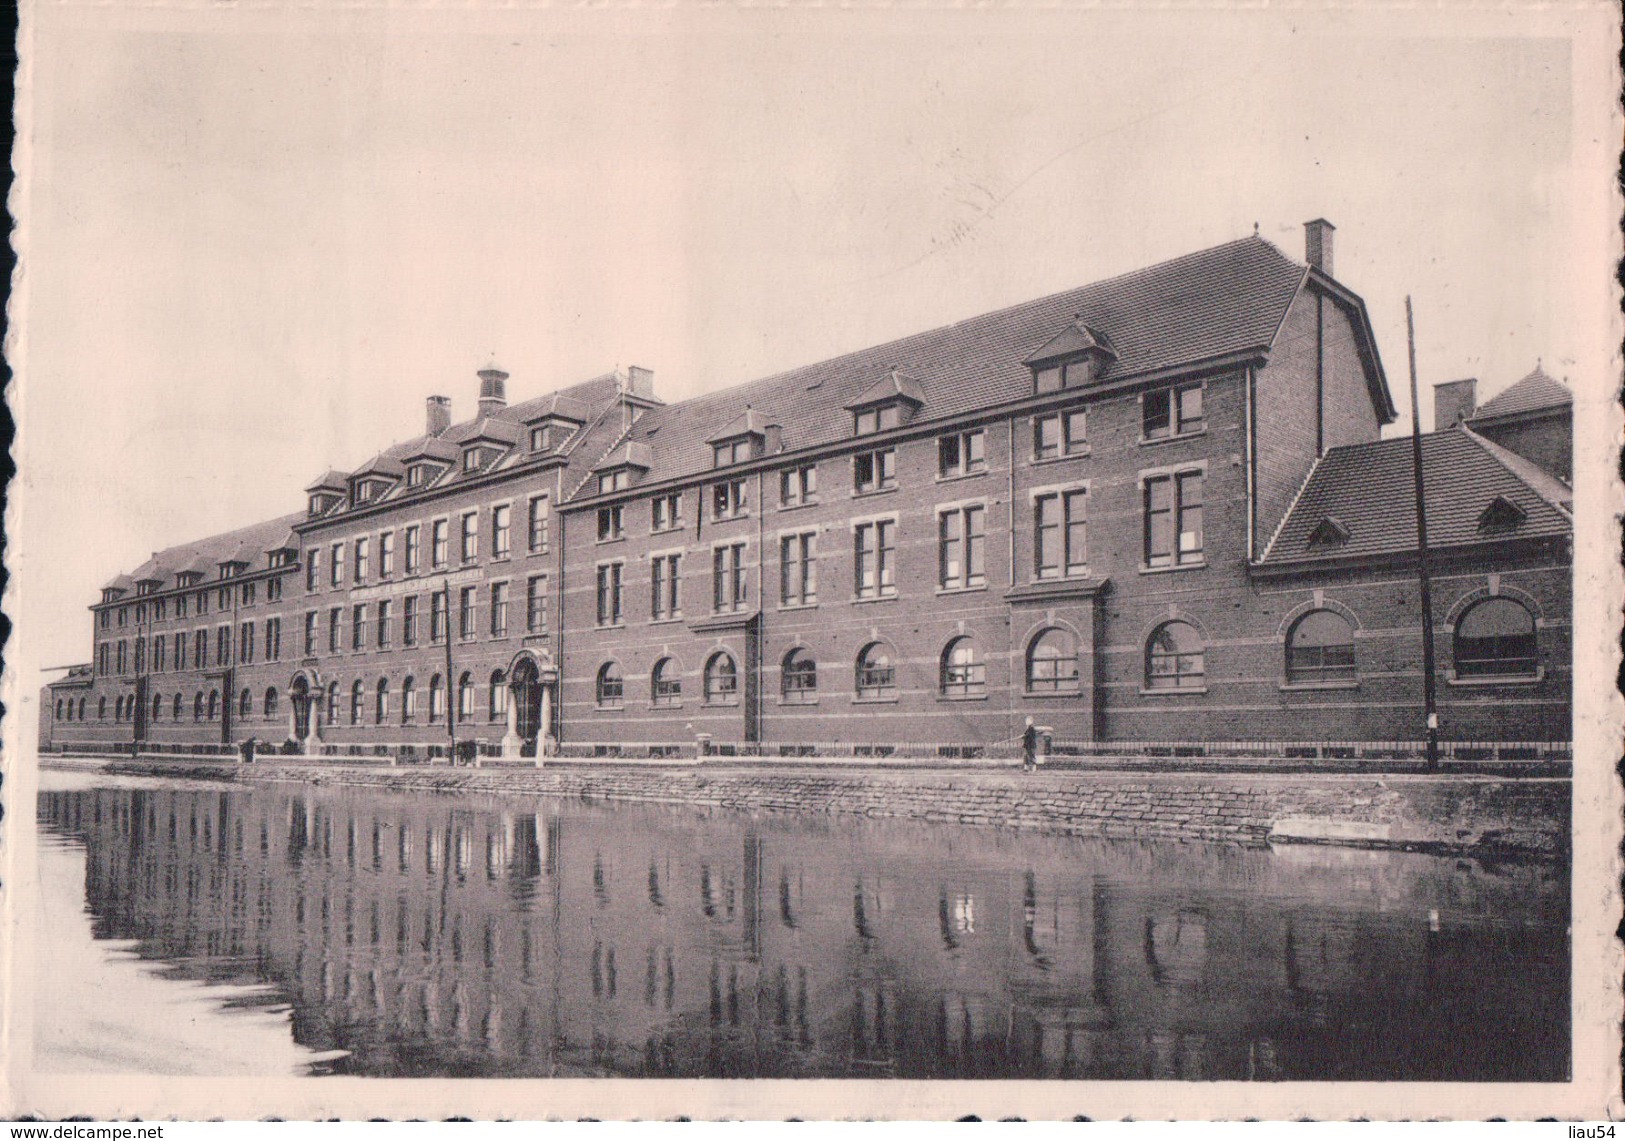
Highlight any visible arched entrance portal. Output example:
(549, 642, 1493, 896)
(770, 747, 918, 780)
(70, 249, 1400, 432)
(288, 672, 322, 752)
(504, 650, 557, 762)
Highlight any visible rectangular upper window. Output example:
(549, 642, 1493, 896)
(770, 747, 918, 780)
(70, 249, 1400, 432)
(938, 430, 986, 479)
(492, 504, 511, 558)
(404, 525, 421, 573)
(651, 492, 682, 533)
(528, 495, 551, 552)
(712, 478, 748, 521)
(379, 531, 395, 577)
(1034, 409, 1088, 459)
(490, 581, 509, 637)
(1035, 489, 1088, 579)
(431, 520, 449, 568)
(460, 512, 479, 562)
(597, 504, 625, 542)
(595, 563, 624, 627)
(939, 505, 986, 590)
(854, 520, 897, 599)
(1144, 470, 1204, 568)
(651, 554, 681, 620)
(1143, 382, 1205, 441)
(526, 574, 548, 634)
(355, 537, 370, 582)
(780, 531, 817, 606)
(780, 464, 817, 508)
(712, 543, 748, 613)
(854, 449, 896, 495)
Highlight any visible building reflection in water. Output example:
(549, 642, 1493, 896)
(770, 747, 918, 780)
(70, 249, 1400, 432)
(38, 783, 1568, 1081)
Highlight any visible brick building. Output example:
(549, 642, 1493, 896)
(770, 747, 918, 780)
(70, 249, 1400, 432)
(40, 222, 1572, 758)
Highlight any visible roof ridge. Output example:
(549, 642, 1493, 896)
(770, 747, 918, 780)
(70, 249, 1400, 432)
(1458, 425, 1573, 518)
(657, 234, 1293, 418)
(1260, 452, 1326, 562)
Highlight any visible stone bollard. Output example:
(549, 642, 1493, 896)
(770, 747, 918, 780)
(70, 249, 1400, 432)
(1036, 726, 1053, 767)
(695, 732, 712, 761)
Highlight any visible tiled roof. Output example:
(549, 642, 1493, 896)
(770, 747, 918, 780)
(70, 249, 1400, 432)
(570, 235, 1316, 497)
(446, 416, 522, 447)
(99, 512, 307, 600)
(1260, 426, 1571, 566)
(845, 369, 927, 411)
(1470, 365, 1572, 422)
(594, 440, 654, 472)
(1023, 321, 1116, 366)
(707, 408, 775, 443)
(308, 370, 626, 512)
(305, 469, 349, 493)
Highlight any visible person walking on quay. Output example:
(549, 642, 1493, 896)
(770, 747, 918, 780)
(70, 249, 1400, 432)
(1022, 717, 1038, 772)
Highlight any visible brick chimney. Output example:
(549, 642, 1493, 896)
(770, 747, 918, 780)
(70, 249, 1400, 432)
(477, 368, 509, 418)
(1304, 218, 1335, 277)
(426, 395, 452, 437)
(625, 366, 655, 400)
(1433, 378, 1478, 430)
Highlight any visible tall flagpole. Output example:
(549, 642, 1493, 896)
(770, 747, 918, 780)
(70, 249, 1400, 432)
(1405, 297, 1440, 771)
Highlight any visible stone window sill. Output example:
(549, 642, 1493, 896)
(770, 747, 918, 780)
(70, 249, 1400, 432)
(852, 486, 899, 500)
(852, 594, 899, 605)
(1279, 680, 1360, 692)
(1446, 668, 1544, 688)
(936, 469, 989, 484)
(777, 501, 819, 513)
(649, 616, 684, 626)
(853, 694, 899, 704)
(1139, 685, 1209, 697)
(779, 601, 819, 612)
(939, 692, 989, 702)
(1139, 560, 1206, 575)
(1031, 449, 1091, 465)
(777, 697, 819, 707)
(1139, 429, 1207, 448)
(936, 584, 988, 597)
(1024, 689, 1081, 699)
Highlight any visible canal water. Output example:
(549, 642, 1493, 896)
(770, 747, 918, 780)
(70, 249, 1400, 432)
(34, 768, 1569, 1082)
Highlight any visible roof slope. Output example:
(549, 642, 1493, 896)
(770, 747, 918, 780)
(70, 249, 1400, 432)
(1261, 426, 1571, 566)
(102, 512, 307, 596)
(580, 235, 1310, 495)
(1470, 365, 1572, 422)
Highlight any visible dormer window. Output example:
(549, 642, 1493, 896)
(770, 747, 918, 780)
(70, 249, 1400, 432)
(598, 470, 630, 495)
(135, 581, 157, 597)
(268, 550, 293, 569)
(219, 562, 242, 579)
(352, 479, 390, 505)
(308, 492, 341, 517)
(176, 571, 201, 588)
(463, 448, 487, 473)
(1024, 322, 1117, 394)
(846, 369, 925, 438)
(713, 438, 759, 467)
(1306, 516, 1351, 549)
(853, 405, 901, 436)
(1477, 496, 1527, 535)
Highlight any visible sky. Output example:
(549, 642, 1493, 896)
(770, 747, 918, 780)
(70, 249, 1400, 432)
(10, 2, 1617, 687)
